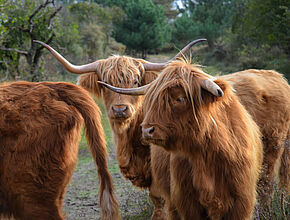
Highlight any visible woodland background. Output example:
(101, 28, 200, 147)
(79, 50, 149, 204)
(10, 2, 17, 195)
(0, 0, 289, 82)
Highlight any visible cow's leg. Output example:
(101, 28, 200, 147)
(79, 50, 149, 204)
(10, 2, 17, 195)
(224, 197, 255, 220)
(278, 135, 289, 220)
(166, 202, 181, 220)
(16, 166, 73, 220)
(258, 138, 285, 206)
(149, 188, 166, 220)
(57, 188, 67, 215)
(278, 135, 289, 193)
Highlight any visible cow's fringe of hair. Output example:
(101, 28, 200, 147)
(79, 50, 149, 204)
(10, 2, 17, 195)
(77, 55, 147, 97)
(144, 59, 226, 130)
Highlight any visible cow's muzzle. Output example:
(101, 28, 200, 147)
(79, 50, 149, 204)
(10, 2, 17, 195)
(111, 104, 131, 119)
(142, 126, 155, 139)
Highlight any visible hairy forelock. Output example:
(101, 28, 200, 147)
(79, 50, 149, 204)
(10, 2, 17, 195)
(144, 59, 216, 121)
(97, 55, 146, 87)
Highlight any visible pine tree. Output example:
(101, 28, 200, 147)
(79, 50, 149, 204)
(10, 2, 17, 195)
(172, 0, 238, 48)
(113, 0, 166, 58)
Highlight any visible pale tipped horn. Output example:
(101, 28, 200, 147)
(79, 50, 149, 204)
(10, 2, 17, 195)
(199, 79, 224, 97)
(33, 40, 99, 76)
(97, 81, 149, 96)
(143, 38, 207, 71)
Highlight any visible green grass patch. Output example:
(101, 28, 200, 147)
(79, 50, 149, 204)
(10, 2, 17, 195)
(108, 162, 120, 175)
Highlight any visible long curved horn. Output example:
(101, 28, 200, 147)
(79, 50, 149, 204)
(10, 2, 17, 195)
(98, 78, 223, 97)
(33, 40, 99, 76)
(97, 81, 149, 96)
(143, 38, 207, 71)
(199, 79, 224, 97)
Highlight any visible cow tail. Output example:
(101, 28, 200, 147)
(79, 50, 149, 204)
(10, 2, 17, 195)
(55, 83, 120, 220)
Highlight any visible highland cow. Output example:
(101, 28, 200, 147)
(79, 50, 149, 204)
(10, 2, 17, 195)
(220, 70, 290, 205)
(0, 81, 119, 220)
(121, 60, 264, 219)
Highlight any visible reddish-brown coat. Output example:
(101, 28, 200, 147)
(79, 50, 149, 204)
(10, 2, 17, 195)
(0, 81, 119, 220)
(221, 70, 290, 202)
(142, 61, 264, 219)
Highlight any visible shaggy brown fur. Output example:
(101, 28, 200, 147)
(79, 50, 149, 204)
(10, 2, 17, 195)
(221, 70, 290, 203)
(77, 55, 166, 219)
(0, 81, 120, 220)
(142, 60, 263, 219)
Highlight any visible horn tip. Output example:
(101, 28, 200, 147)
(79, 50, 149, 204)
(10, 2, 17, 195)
(33, 40, 47, 47)
(190, 39, 207, 46)
(217, 89, 224, 97)
(97, 81, 105, 85)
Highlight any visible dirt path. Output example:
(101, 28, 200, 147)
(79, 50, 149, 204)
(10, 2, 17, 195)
(63, 143, 153, 220)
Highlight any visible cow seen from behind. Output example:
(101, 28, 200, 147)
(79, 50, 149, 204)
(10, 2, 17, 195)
(0, 81, 120, 220)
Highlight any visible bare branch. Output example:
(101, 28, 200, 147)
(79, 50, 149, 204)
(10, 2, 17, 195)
(48, 6, 62, 30)
(28, 0, 54, 24)
(0, 47, 29, 55)
(28, 0, 55, 34)
(33, 33, 55, 67)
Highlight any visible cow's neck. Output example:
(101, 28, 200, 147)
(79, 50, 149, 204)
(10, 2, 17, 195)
(111, 111, 144, 150)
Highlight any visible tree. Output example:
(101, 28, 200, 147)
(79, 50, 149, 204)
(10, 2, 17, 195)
(0, 0, 8, 43)
(67, 2, 125, 60)
(233, 0, 290, 53)
(172, 0, 238, 48)
(0, 0, 62, 81)
(113, 0, 167, 58)
(154, 0, 178, 21)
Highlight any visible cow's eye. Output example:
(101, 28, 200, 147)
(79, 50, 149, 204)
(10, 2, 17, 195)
(176, 97, 185, 103)
(134, 78, 139, 85)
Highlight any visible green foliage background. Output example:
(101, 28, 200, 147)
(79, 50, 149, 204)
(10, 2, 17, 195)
(0, 0, 289, 80)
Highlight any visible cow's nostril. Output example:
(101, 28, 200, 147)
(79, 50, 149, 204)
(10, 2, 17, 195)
(112, 105, 128, 113)
(142, 126, 155, 138)
(148, 126, 154, 134)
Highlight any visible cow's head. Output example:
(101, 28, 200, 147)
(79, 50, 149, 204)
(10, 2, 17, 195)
(99, 60, 227, 151)
(33, 39, 207, 134)
(76, 55, 159, 133)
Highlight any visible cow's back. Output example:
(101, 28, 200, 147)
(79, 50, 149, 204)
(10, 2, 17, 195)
(221, 69, 290, 139)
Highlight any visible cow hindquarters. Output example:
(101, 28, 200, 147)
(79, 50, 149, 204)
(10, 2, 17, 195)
(1, 123, 81, 220)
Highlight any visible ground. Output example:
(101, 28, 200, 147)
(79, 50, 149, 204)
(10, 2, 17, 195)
(63, 147, 153, 220)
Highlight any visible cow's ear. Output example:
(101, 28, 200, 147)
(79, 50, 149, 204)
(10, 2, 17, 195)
(142, 71, 158, 85)
(200, 79, 228, 104)
(77, 72, 102, 98)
